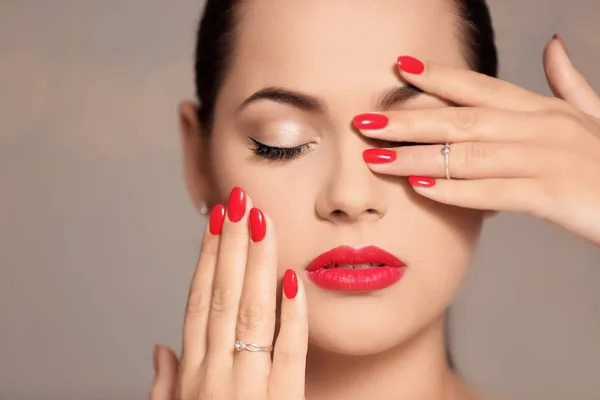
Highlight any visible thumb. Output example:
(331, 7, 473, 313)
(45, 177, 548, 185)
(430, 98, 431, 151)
(543, 34, 600, 118)
(149, 344, 179, 400)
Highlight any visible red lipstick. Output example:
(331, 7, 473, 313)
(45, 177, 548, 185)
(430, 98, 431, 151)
(305, 245, 406, 292)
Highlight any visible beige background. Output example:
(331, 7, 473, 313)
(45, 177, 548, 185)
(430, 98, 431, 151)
(1, 1, 599, 399)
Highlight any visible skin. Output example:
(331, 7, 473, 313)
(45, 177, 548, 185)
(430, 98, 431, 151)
(150, 0, 600, 399)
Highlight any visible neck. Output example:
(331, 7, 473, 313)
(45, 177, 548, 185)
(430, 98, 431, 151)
(305, 317, 474, 400)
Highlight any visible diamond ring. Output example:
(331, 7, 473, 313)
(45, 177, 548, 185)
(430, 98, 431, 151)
(441, 143, 451, 180)
(234, 340, 274, 353)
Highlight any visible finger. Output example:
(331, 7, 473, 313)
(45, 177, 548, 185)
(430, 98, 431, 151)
(150, 345, 179, 400)
(269, 269, 308, 400)
(180, 204, 224, 375)
(356, 108, 533, 144)
(233, 210, 278, 394)
(396, 55, 549, 111)
(206, 187, 253, 366)
(543, 35, 600, 118)
(364, 142, 549, 180)
(407, 176, 540, 214)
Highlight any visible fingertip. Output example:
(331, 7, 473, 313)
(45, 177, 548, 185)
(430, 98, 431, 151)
(408, 176, 437, 188)
(283, 269, 298, 300)
(249, 207, 267, 242)
(397, 55, 426, 75)
(553, 33, 569, 58)
(208, 204, 226, 235)
(545, 34, 573, 74)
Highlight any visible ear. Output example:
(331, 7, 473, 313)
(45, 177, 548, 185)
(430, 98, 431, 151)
(178, 101, 215, 213)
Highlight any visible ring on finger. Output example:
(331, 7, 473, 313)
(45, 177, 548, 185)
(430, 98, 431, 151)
(441, 143, 451, 179)
(234, 340, 273, 353)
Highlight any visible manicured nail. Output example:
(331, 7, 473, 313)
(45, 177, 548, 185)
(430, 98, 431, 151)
(283, 269, 298, 299)
(227, 187, 246, 222)
(363, 148, 397, 164)
(408, 176, 436, 187)
(553, 33, 569, 57)
(249, 208, 266, 242)
(397, 56, 425, 74)
(352, 113, 389, 130)
(209, 204, 226, 235)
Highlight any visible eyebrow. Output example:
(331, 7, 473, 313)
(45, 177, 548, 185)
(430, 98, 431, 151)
(236, 85, 423, 114)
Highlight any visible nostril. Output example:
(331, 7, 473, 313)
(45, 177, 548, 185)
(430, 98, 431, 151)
(366, 209, 378, 214)
(331, 210, 345, 217)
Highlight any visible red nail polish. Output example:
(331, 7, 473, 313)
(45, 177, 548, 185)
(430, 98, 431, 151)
(408, 176, 436, 187)
(352, 113, 389, 130)
(363, 148, 397, 164)
(283, 269, 298, 299)
(397, 56, 425, 74)
(227, 187, 246, 222)
(249, 208, 266, 242)
(209, 204, 226, 235)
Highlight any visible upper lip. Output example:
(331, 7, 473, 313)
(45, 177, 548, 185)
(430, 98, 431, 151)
(305, 245, 406, 271)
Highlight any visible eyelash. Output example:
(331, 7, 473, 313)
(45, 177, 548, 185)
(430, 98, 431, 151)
(249, 137, 312, 161)
(248, 138, 426, 161)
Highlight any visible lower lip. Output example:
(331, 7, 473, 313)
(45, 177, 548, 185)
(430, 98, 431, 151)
(306, 266, 406, 291)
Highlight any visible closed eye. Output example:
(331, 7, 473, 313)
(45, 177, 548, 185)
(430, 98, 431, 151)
(248, 137, 313, 161)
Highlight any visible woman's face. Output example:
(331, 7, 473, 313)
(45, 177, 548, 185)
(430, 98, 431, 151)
(181, 0, 484, 355)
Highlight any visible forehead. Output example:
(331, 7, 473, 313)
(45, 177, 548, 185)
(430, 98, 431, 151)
(224, 0, 467, 105)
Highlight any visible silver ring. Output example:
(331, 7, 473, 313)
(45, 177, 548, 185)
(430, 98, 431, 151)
(234, 340, 273, 353)
(441, 143, 451, 180)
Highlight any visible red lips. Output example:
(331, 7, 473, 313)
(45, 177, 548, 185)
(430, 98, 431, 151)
(306, 245, 406, 291)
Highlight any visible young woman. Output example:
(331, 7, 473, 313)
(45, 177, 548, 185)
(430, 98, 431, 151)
(150, 0, 600, 398)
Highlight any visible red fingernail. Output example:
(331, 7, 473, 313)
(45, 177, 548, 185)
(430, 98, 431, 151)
(283, 269, 298, 299)
(363, 148, 397, 164)
(249, 208, 266, 242)
(209, 204, 226, 235)
(227, 187, 246, 222)
(397, 56, 425, 74)
(352, 113, 389, 130)
(408, 176, 436, 187)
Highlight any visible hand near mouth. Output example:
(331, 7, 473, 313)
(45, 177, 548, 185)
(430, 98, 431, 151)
(150, 187, 308, 400)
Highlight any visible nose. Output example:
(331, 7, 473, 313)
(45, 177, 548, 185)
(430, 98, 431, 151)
(315, 143, 389, 224)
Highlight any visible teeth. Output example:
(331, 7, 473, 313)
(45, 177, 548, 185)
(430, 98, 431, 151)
(323, 263, 384, 270)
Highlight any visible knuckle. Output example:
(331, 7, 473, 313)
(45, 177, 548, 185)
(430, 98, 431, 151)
(394, 111, 414, 130)
(236, 301, 270, 332)
(275, 347, 302, 365)
(210, 287, 238, 314)
(449, 108, 478, 134)
(186, 288, 211, 315)
(460, 142, 487, 167)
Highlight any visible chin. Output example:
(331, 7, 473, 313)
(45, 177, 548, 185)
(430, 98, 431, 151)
(306, 294, 439, 356)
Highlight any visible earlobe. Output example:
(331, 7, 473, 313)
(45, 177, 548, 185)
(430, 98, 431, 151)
(178, 100, 213, 213)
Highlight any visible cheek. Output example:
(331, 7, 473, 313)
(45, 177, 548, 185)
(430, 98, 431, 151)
(208, 131, 323, 246)
(410, 204, 483, 299)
